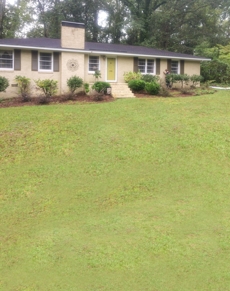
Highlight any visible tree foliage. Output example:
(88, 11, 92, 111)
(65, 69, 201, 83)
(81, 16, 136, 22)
(1, 0, 230, 56)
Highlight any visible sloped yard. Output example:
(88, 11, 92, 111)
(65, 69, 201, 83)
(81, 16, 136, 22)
(1, 91, 230, 291)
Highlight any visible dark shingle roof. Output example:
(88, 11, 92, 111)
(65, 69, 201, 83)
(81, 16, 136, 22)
(0, 38, 61, 49)
(0, 38, 208, 60)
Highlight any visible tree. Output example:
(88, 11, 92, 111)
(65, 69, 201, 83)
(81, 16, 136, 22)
(0, 0, 6, 38)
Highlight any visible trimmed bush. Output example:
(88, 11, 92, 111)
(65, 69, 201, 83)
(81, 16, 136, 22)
(158, 86, 172, 97)
(128, 79, 146, 92)
(35, 79, 58, 98)
(92, 81, 111, 94)
(0, 76, 9, 92)
(141, 74, 159, 83)
(145, 82, 160, 95)
(67, 76, 83, 95)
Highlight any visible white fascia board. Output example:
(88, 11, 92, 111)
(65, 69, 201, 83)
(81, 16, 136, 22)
(0, 44, 211, 61)
(0, 44, 88, 53)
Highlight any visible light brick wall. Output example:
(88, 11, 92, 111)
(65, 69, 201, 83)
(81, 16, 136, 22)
(61, 26, 85, 49)
(0, 50, 60, 99)
(60, 52, 85, 94)
(117, 57, 133, 82)
(184, 61, 200, 75)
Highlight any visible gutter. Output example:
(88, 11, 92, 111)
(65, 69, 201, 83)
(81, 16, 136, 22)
(0, 44, 211, 62)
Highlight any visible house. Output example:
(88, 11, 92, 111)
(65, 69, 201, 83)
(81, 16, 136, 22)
(0, 21, 209, 98)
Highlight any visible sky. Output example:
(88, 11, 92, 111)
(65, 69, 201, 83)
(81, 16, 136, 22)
(6, 0, 16, 4)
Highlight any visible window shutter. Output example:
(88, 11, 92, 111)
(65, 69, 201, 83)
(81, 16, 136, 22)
(133, 57, 138, 72)
(31, 51, 38, 71)
(180, 60, 184, 74)
(53, 52, 60, 72)
(167, 59, 171, 72)
(156, 58, 160, 75)
(14, 49, 21, 71)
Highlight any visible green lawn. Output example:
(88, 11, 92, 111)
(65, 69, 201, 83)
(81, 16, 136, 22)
(1, 92, 230, 291)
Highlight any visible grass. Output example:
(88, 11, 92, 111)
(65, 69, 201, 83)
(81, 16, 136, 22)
(1, 91, 230, 290)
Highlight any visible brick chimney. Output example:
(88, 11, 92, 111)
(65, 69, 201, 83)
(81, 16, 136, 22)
(61, 21, 85, 49)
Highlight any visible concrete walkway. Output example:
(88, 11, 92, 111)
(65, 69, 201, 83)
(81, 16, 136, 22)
(210, 86, 230, 90)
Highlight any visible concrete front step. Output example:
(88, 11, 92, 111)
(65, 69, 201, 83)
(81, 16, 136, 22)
(110, 83, 135, 98)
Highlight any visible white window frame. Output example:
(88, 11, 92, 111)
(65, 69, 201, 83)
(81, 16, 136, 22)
(88, 55, 100, 73)
(38, 52, 53, 72)
(0, 50, 14, 70)
(138, 58, 155, 74)
(171, 60, 180, 74)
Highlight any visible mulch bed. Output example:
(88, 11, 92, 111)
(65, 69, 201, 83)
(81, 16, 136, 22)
(0, 89, 200, 108)
(0, 93, 114, 108)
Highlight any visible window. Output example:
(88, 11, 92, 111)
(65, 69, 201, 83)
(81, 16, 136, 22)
(138, 59, 155, 74)
(39, 52, 53, 71)
(171, 60, 179, 74)
(89, 56, 99, 72)
(0, 50, 13, 69)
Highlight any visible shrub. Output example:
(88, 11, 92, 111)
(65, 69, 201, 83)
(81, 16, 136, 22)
(195, 88, 216, 96)
(145, 82, 160, 95)
(67, 76, 83, 95)
(158, 86, 172, 97)
(92, 81, 110, 94)
(180, 88, 190, 94)
(84, 83, 90, 94)
(0, 76, 9, 92)
(15, 75, 31, 101)
(123, 71, 142, 83)
(35, 79, 58, 98)
(128, 79, 146, 92)
(141, 74, 159, 83)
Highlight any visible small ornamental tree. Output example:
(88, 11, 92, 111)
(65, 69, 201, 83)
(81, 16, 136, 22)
(93, 70, 101, 81)
(35, 79, 58, 98)
(165, 73, 177, 88)
(0, 76, 9, 92)
(190, 75, 204, 87)
(174, 74, 190, 88)
(15, 75, 31, 101)
(67, 76, 83, 95)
